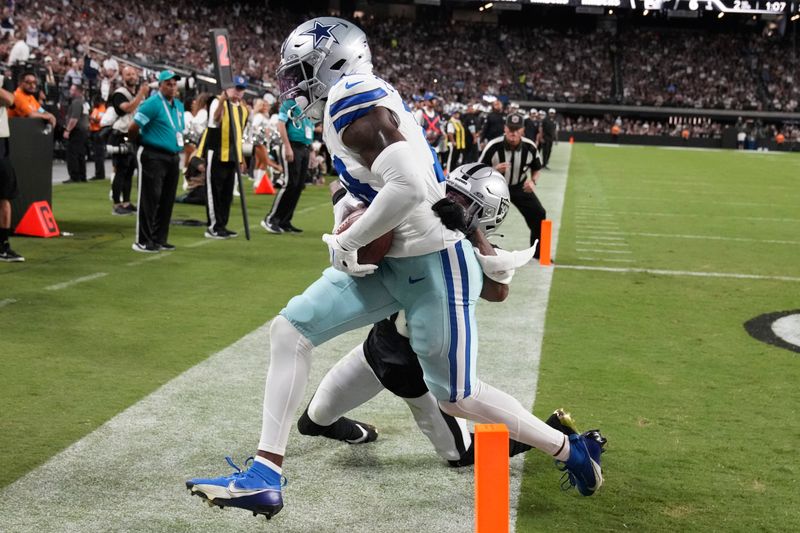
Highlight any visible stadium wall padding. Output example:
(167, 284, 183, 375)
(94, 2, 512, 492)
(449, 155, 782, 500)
(10, 119, 54, 230)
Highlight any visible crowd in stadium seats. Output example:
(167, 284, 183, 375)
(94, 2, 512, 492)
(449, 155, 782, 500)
(561, 115, 725, 138)
(2, 1, 797, 114)
(502, 27, 613, 104)
(1, 0, 797, 146)
(756, 40, 799, 112)
(620, 29, 763, 110)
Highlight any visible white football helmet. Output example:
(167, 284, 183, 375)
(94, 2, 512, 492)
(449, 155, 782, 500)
(446, 163, 510, 236)
(277, 17, 373, 121)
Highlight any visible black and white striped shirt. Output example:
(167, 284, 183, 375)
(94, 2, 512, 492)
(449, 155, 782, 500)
(478, 136, 543, 187)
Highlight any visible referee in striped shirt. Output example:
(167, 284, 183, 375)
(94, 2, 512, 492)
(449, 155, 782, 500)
(479, 113, 545, 257)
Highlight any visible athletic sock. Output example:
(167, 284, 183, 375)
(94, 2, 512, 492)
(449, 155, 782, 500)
(297, 407, 368, 442)
(0, 227, 9, 246)
(253, 456, 282, 475)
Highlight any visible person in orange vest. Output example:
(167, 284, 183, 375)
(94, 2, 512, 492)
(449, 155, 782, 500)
(681, 127, 690, 144)
(775, 132, 785, 145)
(88, 96, 107, 181)
(610, 123, 621, 142)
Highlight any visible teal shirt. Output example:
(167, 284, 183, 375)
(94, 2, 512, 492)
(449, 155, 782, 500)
(134, 93, 185, 153)
(278, 100, 314, 145)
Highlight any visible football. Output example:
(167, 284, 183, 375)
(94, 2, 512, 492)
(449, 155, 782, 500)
(334, 207, 394, 265)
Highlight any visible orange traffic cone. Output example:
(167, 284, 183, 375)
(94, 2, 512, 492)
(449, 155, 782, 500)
(14, 201, 60, 237)
(255, 177, 275, 195)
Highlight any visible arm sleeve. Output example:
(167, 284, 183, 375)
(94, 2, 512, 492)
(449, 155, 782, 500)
(336, 141, 427, 251)
(133, 97, 156, 128)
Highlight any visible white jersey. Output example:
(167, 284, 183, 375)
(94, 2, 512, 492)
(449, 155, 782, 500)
(323, 73, 461, 258)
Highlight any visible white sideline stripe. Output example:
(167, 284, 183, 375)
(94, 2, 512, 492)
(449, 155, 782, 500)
(43, 272, 108, 291)
(0, 145, 573, 533)
(559, 264, 800, 282)
(0, 298, 17, 308)
(576, 249, 632, 254)
(126, 254, 168, 267)
(578, 257, 635, 263)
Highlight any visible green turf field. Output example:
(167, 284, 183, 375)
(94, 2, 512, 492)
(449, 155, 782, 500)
(518, 145, 800, 531)
(0, 180, 335, 487)
(1, 145, 799, 532)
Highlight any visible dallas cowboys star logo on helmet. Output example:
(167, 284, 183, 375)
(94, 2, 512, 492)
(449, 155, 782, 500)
(301, 21, 341, 48)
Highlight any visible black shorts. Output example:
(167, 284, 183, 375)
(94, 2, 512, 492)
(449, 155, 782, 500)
(363, 316, 430, 399)
(0, 138, 18, 200)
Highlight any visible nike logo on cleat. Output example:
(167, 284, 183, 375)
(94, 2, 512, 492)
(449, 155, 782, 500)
(344, 80, 364, 89)
(346, 425, 369, 444)
(408, 276, 426, 284)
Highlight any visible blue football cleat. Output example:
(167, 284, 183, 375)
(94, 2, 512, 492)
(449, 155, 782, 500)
(557, 433, 604, 496)
(186, 457, 285, 519)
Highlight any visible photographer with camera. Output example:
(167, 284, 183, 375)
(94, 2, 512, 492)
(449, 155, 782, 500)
(108, 65, 148, 216)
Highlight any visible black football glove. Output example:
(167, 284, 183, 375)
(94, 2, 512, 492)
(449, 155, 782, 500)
(432, 198, 479, 236)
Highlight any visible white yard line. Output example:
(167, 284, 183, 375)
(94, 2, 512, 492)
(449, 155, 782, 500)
(613, 211, 800, 223)
(125, 254, 168, 267)
(43, 272, 108, 291)
(575, 249, 632, 254)
(604, 196, 783, 208)
(575, 235, 625, 240)
(576, 241, 628, 247)
(558, 264, 800, 282)
(577, 257, 636, 263)
(613, 232, 800, 246)
(0, 298, 17, 308)
(185, 239, 215, 248)
(0, 146, 574, 533)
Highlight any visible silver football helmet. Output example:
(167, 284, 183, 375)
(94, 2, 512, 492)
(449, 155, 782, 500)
(446, 163, 510, 236)
(277, 17, 373, 121)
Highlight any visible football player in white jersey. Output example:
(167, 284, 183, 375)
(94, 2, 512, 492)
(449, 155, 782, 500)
(186, 18, 604, 519)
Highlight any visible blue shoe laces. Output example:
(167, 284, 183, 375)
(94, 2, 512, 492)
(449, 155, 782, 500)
(224, 456, 288, 488)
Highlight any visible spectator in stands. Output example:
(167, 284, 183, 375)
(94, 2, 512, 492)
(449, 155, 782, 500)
(63, 83, 89, 184)
(0, 8, 14, 39)
(8, 71, 56, 126)
(7, 23, 30, 66)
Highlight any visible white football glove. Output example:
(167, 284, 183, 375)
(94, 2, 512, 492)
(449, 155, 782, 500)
(332, 192, 365, 232)
(474, 240, 538, 285)
(322, 233, 379, 278)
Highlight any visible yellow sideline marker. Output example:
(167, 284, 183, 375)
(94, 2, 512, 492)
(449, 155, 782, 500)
(475, 424, 509, 533)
